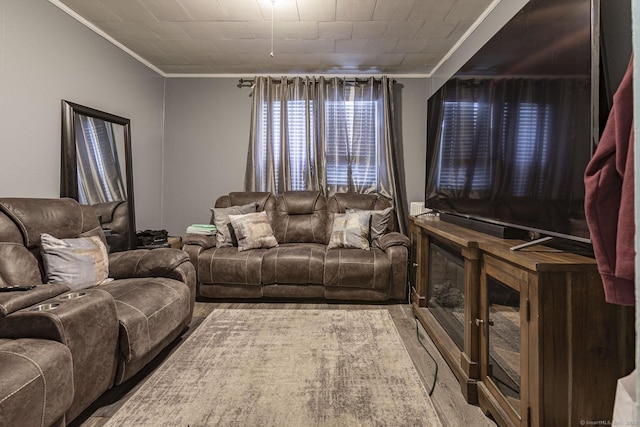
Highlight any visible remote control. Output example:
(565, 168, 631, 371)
(0, 285, 36, 292)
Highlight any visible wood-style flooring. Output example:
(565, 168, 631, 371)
(70, 302, 496, 427)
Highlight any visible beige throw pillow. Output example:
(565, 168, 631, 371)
(327, 211, 372, 250)
(211, 202, 258, 247)
(228, 211, 278, 252)
(40, 233, 109, 291)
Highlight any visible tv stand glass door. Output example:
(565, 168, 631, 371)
(479, 260, 527, 426)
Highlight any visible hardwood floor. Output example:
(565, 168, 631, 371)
(71, 302, 496, 427)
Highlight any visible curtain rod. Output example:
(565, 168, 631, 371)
(237, 77, 394, 88)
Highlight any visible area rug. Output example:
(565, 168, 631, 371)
(105, 309, 442, 426)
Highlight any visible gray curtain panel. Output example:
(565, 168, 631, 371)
(245, 76, 408, 234)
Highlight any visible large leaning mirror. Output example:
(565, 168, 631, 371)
(61, 100, 136, 251)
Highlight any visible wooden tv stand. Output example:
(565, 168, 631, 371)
(409, 215, 634, 427)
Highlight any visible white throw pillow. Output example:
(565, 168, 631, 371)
(40, 233, 109, 291)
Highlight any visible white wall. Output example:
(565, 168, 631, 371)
(162, 77, 429, 235)
(0, 0, 165, 230)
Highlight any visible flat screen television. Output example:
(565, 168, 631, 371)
(425, 0, 630, 252)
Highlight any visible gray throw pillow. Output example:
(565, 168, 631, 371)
(327, 211, 372, 250)
(228, 211, 278, 252)
(211, 202, 258, 247)
(346, 206, 393, 249)
(40, 233, 109, 291)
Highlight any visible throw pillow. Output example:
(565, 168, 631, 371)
(327, 211, 372, 250)
(346, 206, 393, 249)
(211, 202, 258, 247)
(40, 233, 109, 291)
(228, 211, 278, 252)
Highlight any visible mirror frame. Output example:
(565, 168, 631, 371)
(60, 100, 136, 250)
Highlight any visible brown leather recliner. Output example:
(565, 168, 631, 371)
(183, 191, 409, 301)
(0, 198, 196, 426)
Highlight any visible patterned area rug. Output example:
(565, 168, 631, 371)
(105, 309, 441, 426)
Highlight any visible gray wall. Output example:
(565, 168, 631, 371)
(0, 0, 165, 229)
(162, 78, 253, 234)
(161, 77, 428, 236)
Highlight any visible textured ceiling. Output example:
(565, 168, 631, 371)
(51, 0, 494, 76)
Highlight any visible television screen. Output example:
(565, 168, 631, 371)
(425, 0, 601, 245)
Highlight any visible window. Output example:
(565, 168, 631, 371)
(260, 100, 314, 191)
(260, 92, 379, 190)
(324, 99, 378, 187)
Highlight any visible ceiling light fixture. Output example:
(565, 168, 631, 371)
(270, 0, 275, 57)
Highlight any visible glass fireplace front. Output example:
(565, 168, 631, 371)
(428, 242, 465, 351)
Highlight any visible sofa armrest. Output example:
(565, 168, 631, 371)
(378, 232, 410, 301)
(182, 235, 216, 285)
(0, 289, 120, 421)
(183, 233, 217, 249)
(378, 232, 410, 250)
(109, 248, 190, 280)
(108, 248, 197, 311)
(0, 284, 70, 317)
(0, 338, 74, 427)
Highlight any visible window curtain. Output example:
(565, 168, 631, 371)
(245, 76, 319, 194)
(426, 77, 590, 203)
(74, 115, 126, 205)
(245, 76, 408, 234)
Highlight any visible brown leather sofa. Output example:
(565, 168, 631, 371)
(183, 191, 410, 302)
(0, 198, 196, 426)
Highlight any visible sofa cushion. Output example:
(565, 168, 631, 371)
(0, 338, 74, 427)
(324, 248, 391, 290)
(99, 277, 191, 374)
(273, 192, 328, 244)
(227, 192, 275, 211)
(0, 243, 43, 288)
(40, 233, 109, 291)
(327, 193, 397, 233)
(262, 243, 326, 285)
(346, 207, 393, 249)
(229, 211, 278, 251)
(211, 203, 258, 248)
(198, 246, 266, 286)
(327, 211, 371, 250)
(0, 198, 84, 248)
